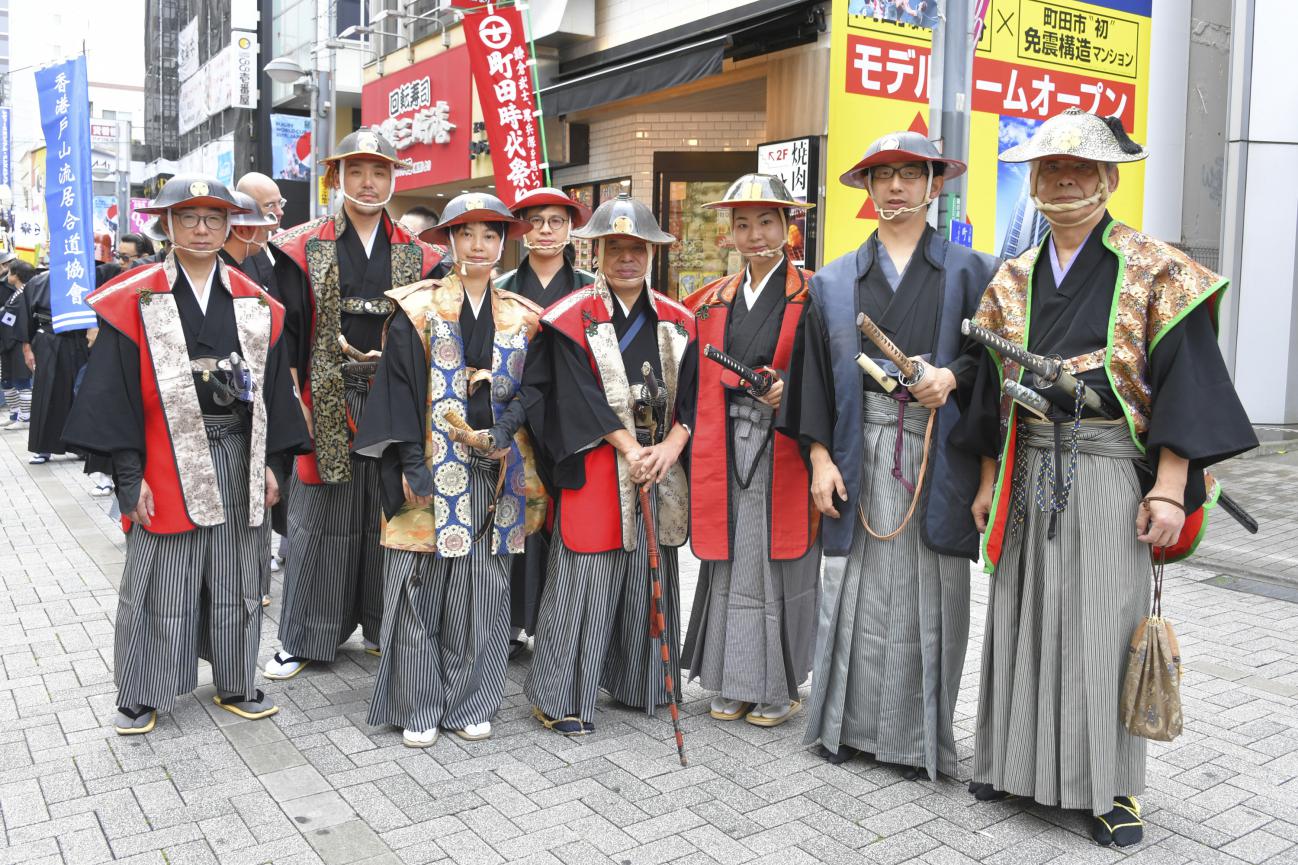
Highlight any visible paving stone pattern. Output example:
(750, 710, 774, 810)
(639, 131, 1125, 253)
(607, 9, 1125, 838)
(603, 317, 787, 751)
(1, 430, 1296, 864)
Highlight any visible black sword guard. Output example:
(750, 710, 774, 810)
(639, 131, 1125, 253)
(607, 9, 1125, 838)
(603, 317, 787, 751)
(703, 343, 774, 397)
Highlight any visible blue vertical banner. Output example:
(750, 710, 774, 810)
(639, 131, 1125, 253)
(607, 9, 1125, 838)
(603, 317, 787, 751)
(0, 107, 11, 223)
(35, 57, 98, 332)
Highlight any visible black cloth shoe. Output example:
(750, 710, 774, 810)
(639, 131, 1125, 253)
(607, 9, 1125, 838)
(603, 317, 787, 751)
(968, 781, 1016, 802)
(818, 744, 860, 765)
(1091, 797, 1143, 847)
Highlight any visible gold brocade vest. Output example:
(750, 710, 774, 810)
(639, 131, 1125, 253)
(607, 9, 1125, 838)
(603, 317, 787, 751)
(971, 220, 1229, 450)
(379, 275, 546, 556)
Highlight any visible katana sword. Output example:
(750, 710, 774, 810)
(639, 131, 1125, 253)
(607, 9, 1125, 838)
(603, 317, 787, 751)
(1003, 379, 1051, 421)
(857, 312, 925, 387)
(961, 319, 1113, 418)
(703, 344, 774, 397)
(855, 353, 898, 393)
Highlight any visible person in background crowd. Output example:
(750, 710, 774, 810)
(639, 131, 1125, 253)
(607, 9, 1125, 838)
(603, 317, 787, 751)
(1, 253, 35, 431)
(682, 174, 821, 728)
(356, 193, 539, 747)
(63, 175, 309, 736)
(521, 190, 697, 735)
(264, 129, 447, 681)
(115, 234, 155, 270)
(397, 206, 440, 239)
(780, 132, 998, 781)
(494, 187, 595, 658)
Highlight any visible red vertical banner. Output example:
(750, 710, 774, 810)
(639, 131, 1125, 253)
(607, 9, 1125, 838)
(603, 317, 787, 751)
(464, 7, 544, 206)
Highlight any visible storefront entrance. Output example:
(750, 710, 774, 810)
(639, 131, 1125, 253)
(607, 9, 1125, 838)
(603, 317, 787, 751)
(652, 152, 756, 299)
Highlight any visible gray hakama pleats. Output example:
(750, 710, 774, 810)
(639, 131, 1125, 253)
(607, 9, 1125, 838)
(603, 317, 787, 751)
(973, 419, 1150, 816)
(525, 499, 681, 724)
(683, 396, 820, 704)
(368, 456, 512, 732)
(279, 376, 385, 660)
(802, 392, 970, 780)
(114, 416, 268, 711)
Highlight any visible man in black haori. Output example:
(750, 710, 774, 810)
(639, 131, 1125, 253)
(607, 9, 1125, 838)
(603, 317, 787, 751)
(951, 109, 1257, 847)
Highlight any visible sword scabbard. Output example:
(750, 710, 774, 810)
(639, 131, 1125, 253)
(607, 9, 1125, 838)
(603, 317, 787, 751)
(857, 312, 922, 385)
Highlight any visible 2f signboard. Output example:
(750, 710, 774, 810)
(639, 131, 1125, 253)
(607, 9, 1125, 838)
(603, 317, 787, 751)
(464, 7, 544, 205)
(825, 0, 1151, 261)
(360, 46, 471, 191)
(757, 137, 820, 268)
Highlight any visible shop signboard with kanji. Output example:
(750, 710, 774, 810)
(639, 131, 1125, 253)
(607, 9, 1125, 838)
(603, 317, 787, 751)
(464, 6, 545, 206)
(825, 0, 1151, 261)
(360, 46, 472, 192)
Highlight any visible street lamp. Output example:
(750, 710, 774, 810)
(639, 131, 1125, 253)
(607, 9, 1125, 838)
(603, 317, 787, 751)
(264, 54, 326, 218)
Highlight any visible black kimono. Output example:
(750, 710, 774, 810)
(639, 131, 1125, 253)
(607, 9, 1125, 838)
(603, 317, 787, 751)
(22, 271, 90, 455)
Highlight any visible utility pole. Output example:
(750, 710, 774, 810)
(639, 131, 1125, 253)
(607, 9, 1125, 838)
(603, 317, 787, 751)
(929, 0, 975, 233)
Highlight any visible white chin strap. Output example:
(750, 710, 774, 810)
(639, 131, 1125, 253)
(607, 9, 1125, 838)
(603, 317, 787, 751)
(338, 158, 395, 212)
(523, 237, 569, 255)
(738, 210, 788, 260)
(868, 163, 935, 221)
(167, 210, 230, 257)
(1030, 161, 1111, 228)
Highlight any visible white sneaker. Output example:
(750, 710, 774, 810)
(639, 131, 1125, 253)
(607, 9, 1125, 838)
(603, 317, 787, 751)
(263, 651, 311, 680)
(5, 419, 29, 430)
(90, 483, 113, 497)
(403, 728, 438, 748)
(455, 721, 492, 741)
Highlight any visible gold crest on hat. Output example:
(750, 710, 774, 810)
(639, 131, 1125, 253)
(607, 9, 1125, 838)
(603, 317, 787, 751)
(189, 180, 210, 197)
(465, 196, 485, 211)
(357, 132, 380, 152)
(881, 137, 900, 151)
(612, 215, 633, 234)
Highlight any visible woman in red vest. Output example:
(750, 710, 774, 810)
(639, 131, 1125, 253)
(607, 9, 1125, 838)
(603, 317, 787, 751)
(682, 174, 820, 727)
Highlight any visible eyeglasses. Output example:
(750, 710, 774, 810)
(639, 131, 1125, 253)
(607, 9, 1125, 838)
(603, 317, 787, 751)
(114, 252, 138, 262)
(528, 215, 570, 231)
(264, 198, 287, 213)
(870, 165, 927, 181)
(174, 212, 228, 230)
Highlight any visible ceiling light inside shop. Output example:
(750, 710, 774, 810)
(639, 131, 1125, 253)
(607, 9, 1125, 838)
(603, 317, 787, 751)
(687, 139, 699, 146)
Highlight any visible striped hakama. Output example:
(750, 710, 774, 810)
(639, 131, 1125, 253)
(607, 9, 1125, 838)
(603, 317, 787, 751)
(279, 375, 385, 660)
(803, 392, 970, 779)
(368, 456, 512, 731)
(114, 416, 268, 711)
(974, 420, 1149, 816)
(525, 499, 681, 723)
(683, 396, 820, 704)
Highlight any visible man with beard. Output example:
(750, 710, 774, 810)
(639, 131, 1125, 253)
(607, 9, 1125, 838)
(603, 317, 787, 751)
(494, 187, 595, 656)
(264, 129, 447, 681)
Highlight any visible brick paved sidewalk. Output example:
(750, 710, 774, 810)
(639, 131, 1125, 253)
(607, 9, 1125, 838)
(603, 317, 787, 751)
(2, 428, 1296, 864)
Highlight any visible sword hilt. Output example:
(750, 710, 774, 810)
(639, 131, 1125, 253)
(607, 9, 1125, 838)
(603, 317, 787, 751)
(703, 343, 774, 396)
(1002, 379, 1051, 420)
(857, 312, 922, 386)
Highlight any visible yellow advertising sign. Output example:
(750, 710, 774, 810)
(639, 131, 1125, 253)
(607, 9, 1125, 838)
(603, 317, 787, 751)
(825, 0, 1151, 262)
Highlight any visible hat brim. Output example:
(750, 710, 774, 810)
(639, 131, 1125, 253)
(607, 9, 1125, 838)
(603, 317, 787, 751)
(839, 150, 968, 189)
(231, 214, 280, 228)
(997, 143, 1148, 164)
(511, 192, 593, 228)
(321, 150, 413, 170)
(701, 198, 814, 211)
(421, 210, 533, 245)
(569, 228, 676, 246)
(136, 197, 251, 215)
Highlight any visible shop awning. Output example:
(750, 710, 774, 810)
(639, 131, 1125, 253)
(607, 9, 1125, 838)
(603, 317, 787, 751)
(539, 36, 728, 116)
